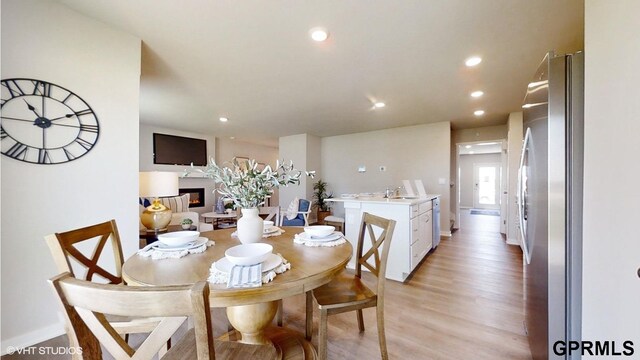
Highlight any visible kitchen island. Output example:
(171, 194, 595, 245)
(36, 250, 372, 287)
(327, 194, 440, 282)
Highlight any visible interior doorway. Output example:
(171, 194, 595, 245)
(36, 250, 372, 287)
(455, 140, 507, 233)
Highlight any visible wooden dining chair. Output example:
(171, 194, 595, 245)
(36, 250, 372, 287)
(258, 206, 280, 225)
(305, 212, 396, 360)
(44, 219, 168, 353)
(49, 273, 276, 360)
(45, 219, 125, 284)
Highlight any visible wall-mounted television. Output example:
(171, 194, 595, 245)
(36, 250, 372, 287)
(153, 133, 207, 166)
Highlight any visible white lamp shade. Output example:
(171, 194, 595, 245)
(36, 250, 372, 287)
(139, 172, 179, 197)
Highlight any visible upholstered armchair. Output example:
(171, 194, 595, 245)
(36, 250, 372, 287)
(280, 199, 311, 227)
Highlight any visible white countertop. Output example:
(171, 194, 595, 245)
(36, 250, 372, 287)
(326, 194, 439, 205)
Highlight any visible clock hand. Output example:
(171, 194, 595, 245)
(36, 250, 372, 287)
(23, 99, 41, 117)
(1, 116, 35, 123)
(50, 122, 98, 133)
(49, 114, 75, 121)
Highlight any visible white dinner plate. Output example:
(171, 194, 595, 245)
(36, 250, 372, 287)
(215, 253, 282, 273)
(298, 231, 342, 242)
(263, 226, 279, 234)
(152, 237, 208, 252)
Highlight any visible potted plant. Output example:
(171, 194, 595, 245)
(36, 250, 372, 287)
(181, 218, 194, 230)
(313, 179, 333, 224)
(186, 158, 314, 243)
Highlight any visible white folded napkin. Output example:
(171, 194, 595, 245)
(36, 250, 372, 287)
(227, 263, 262, 288)
(137, 239, 214, 260)
(231, 227, 285, 239)
(293, 233, 347, 247)
(208, 253, 291, 285)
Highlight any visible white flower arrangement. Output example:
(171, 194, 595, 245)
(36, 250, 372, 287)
(186, 158, 315, 209)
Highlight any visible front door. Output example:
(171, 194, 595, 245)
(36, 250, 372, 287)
(473, 163, 501, 210)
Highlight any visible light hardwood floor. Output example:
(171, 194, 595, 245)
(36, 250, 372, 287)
(3, 210, 531, 359)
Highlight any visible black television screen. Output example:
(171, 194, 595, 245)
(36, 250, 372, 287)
(153, 133, 207, 166)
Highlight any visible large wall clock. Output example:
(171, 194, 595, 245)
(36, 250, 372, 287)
(1, 78, 99, 164)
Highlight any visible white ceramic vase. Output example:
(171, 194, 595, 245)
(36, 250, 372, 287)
(237, 208, 264, 244)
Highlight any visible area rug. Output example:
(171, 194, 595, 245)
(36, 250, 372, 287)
(470, 209, 500, 216)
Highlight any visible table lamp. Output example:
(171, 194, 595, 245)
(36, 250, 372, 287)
(139, 171, 179, 232)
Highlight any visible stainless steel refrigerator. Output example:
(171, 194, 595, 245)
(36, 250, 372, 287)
(518, 51, 583, 359)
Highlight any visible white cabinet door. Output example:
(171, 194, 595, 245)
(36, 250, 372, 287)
(423, 209, 433, 250)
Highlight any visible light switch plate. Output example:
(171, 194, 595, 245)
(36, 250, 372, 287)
(358, 165, 366, 173)
(438, 177, 446, 185)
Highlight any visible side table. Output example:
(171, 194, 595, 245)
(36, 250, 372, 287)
(201, 212, 237, 229)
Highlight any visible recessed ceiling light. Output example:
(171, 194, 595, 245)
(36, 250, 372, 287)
(469, 151, 475, 154)
(465, 56, 482, 67)
(219, 117, 228, 122)
(470, 91, 484, 98)
(474, 110, 485, 116)
(309, 27, 329, 42)
(373, 102, 386, 109)
(229, 136, 235, 140)
(465, 145, 472, 149)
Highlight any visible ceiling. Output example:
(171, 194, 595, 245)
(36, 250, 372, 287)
(59, 0, 583, 147)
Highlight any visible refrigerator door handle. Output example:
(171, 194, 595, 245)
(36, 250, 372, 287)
(518, 127, 532, 264)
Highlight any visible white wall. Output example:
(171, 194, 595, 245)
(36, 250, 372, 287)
(139, 124, 216, 213)
(321, 122, 451, 235)
(582, 0, 640, 349)
(215, 137, 279, 206)
(458, 153, 501, 208)
(0, 0, 140, 350)
(506, 112, 523, 245)
(278, 134, 319, 210)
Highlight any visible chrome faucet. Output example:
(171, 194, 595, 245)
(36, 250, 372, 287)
(384, 186, 403, 198)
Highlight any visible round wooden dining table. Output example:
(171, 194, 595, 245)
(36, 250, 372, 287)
(123, 227, 352, 358)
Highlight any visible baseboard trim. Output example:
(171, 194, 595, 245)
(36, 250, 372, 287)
(1, 323, 65, 356)
(440, 231, 452, 237)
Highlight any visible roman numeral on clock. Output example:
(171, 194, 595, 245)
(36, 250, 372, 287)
(79, 124, 99, 133)
(74, 109, 93, 117)
(2, 80, 26, 98)
(38, 149, 52, 164)
(6, 142, 28, 160)
(32, 81, 52, 97)
(75, 137, 94, 150)
(0, 127, 7, 140)
(63, 148, 76, 161)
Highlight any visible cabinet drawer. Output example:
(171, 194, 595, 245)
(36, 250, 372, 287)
(419, 200, 432, 213)
(410, 205, 420, 218)
(410, 216, 420, 244)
